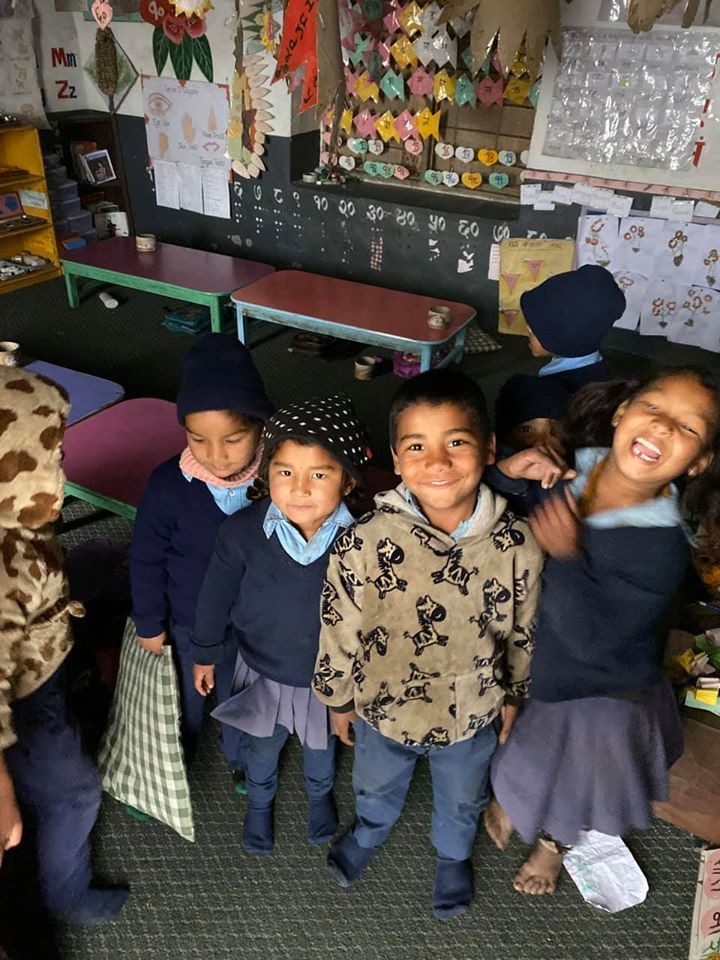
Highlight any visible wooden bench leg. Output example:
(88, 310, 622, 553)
(64, 270, 80, 309)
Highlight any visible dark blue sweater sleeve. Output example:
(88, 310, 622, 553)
(193, 518, 247, 665)
(129, 465, 177, 638)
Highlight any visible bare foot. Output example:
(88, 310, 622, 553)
(483, 799, 513, 851)
(513, 841, 564, 895)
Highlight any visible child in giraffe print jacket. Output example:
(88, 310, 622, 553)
(313, 370, 543, 921)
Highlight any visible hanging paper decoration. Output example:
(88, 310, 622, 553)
(141, 0, 214, 82)
(347, 136, 369, 153)
(628, 0, 702, 32)
(390, 35, 418, 69)
(340, 108, 354, 134)
(437, 0, 565, 79)
(405, 137, 423, 155)
(394, 109, 416, 140)
(241, 2, 280, 58)
(478, 148, 499, 166)
(488, 171, 509, 188)
(443, 171, 459, 187)
(367, 138, 385, 154)
(476, 75, 504, 107)
(361, 0, 384, 21)
(394, 164, 410, 179)
(356, 70, 380, 101)
(413, 107, 441, 139)
(353, 109, 378, 137)
(498, 149, 516, 166)
(434, 142, 454, 160)
(273, 0, 318, 112)
(407, 67, 434, 97)
(383, 8, 400, 32)
(380, 69, 405, 99)
(345, 67, 359, 95)
(228, 50, 274, 178)
(454, 145, 474, 163)
(339, 154, 356, 170)
(398, 1, 423, 37)
(461, 171, 483, 188)
(504, 76, 531, 104)
(92, 0, 113, 28)
(348, 33, 372, 66)
(528, 80, 540, 109)
(420, 1, 442, 33)
(433, 68, 456, 101)
(376, 111, 401, 142)
(427, 27, 457, 68)
(454, 73, 477, 106)
(377, 40, 392, 67)
(424, 170, 443, 185)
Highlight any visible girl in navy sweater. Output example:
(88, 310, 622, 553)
(129, 333, 273, 775)
(487, 367, 720, 896)
(193, 396, 368, 855)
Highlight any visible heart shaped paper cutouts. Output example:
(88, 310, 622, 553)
(379, 163, 395, 179)
(393, 165, 410, 180)
(434, 142, 454, 160)
(92, 0, 113, 27)
(488, 172, 509, 189)
(477, 149, 499, 167)
(442, 171, 459, 187)
(498, 150, 517, 166)
(520, 150, 529, 165)
(339, 155, 356, 171)
(424, 170, 443, 186)
(454, 146, 474, 164)
(367, 139, 384, 155)
(363, 160, 380, 176)
(461, 172, 483, 189)
(348, 138, 368, 155)
(405, 138, 423, 156)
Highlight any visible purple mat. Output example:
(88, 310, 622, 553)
(63, 398, 186, 507)
(25, 360, 124, 426)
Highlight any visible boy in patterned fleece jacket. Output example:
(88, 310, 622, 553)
(0, 367, 127, 924)
(313, 370, 543, 920)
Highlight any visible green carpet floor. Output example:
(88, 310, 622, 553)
(0, 277, 703, 959)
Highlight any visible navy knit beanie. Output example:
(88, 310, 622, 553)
(261, 395, 370, 485)
(494, 374, 570, 440)
(520, 265, 626, 357)
(176, 333, 274, 424)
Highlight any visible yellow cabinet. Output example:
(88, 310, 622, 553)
(0, 123, 62, 295)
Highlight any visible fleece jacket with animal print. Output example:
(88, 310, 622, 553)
(312, 484, 543, 748)
(0, 367, 82, 751)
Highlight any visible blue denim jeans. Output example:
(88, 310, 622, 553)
(244, 723, 336, 808)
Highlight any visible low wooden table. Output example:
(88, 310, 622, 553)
(61, 237, 275, 333)
(232, 271, 476, 372)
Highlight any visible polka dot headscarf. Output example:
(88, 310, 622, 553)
(261, 395, 370, 484)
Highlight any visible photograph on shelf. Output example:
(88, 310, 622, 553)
(83, 149, 117, 185)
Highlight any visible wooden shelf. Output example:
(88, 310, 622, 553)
(0, 124, 59, 295)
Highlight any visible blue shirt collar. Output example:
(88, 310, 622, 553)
(181, 470, 253, 516)
(539, 352, 602, 377)
(402, 487, 483, 541)
(263, 500, 354, 565)
(570, 447, 683, 530)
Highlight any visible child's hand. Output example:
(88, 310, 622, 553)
(137, 632, 166, 656)
(498, 703, 519, 745)
(193, 664, 215, 697)
(497, 447, 576, 490)
(0, 760, 22, 868)
(530, 489, 580, 558)
(331, 709, 357, 747)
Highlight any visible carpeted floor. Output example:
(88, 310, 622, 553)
(0, 278, 703, 960)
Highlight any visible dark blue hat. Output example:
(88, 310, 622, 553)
(494, 374, 569, 439)
(176, 333, 274, 423)
(520, 265, 626, 358)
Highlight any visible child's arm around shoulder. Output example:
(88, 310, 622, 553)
(493, 513, 544, 741)
(313, 521, 368, 746)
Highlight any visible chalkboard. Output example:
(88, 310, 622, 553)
(117, 115, 579, 326)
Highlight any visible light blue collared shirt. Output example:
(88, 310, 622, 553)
(570, 447, 684, 531)
(263, 500, 354, 564)
(539, 351, 603, 377)
(182, 471, 253, 516)
(403, 487, 484, 541)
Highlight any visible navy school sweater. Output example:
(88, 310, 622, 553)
(193, 500, 332, 687)
(129, 456, 231, 637)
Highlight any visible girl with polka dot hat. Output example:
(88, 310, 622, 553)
(193, 396, 369, 855)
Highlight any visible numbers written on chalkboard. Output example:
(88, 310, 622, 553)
(493, 223, 511, 243)
(395, 209, 416, 228)
(313, 194, 329, 212)
(366, 203, 385, 222)
(338, 199, 355, 217)
(254, 185, 262, 202)
(428, 214, 446, 234)
(458, 219, 480, 240)
(233, 183, 243, 200)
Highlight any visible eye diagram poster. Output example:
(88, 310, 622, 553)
(142, 76, 231, 219)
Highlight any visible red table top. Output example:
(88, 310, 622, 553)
(61, 237, 275, 294)
(231, 271, 476, 342)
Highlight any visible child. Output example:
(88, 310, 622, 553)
(487, 367, 720, 896)
(495, 374, 569, 458)
(521, 265, 626, 394)
(192, 396, 369, 855)
(129, 333, 273, 774)
(313, 370, 543, 919)
(0, 367, 127, 924)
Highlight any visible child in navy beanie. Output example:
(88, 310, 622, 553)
(521, 265, 626, 394)
(129, 333, 273, 800)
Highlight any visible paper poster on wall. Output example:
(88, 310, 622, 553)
(577, 215, 619, 269)
(639, 277, 679, 338)
(614, 217, 665, 278)
(0, 18, 48, 128)
(655, 223, 711, 283)
(143, 76, 229, 166)
(612, 271, 648, 332)
(668, 286, 720, 352)
(498, 238, 575, 337)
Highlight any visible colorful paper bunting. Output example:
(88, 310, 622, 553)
(375, 110, 401, 142)
(398, 1, 423, 37)
(390, 35, 418, 69)
(413, 107, 441, 140)
(367, 138, 384, 154)
(478, 148, 499, 166)
(356, 71, 380, 102)
(434, 142, 454, 160)
(347, 137, 368, 154)
(454, 74, 477, 107)
(433, 68, 456, 102)
(454, 145, 474, 163)
(424, 170, 443, 185)
(361, 0, 383, 21)
(383, 8, 400, 32)
(394, 164, 410, 180)
(504, 77, 532, 105)
(353, 109, 378, 137)
(340, 108, 354, 134)
(498, 149, 516, 166)
(348, 33, 371, 67)
(344, 67, 359, 96)
(339, 154, 356, 170)
(489, 172, 510, 189)
(476, 76, 504, 107)
(461, 172, 483, 189)
(407, 67, 434, 97)
(405, 137, 423, 155)
(528, 81, 541, 109)
(394, 109, 416, 141)
(442, 171, 459, 187)
(419, 1, 442, 34)
(380, 69, 405, 99)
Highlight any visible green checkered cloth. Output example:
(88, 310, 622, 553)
(98, 619, 195, 842)
(464, 322, 502, 354)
